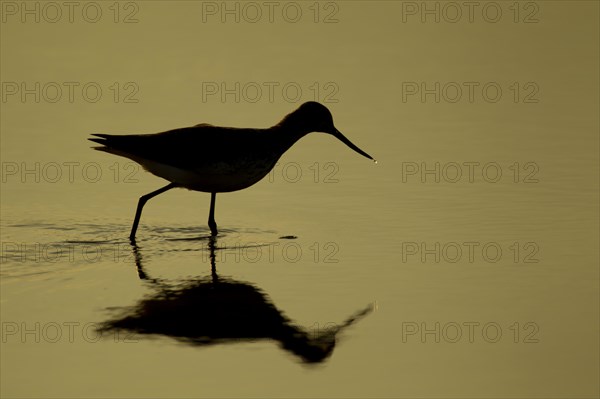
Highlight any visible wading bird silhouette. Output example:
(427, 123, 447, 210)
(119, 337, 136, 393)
(89, 102, 374, 240)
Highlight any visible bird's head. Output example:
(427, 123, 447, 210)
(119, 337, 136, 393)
(278, 101, 374, 161)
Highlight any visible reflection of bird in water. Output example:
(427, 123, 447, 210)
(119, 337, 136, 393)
(98, 237, 373, 364)
(89, 102, 375, 240)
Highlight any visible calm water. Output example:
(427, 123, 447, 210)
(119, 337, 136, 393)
(1, 2, 598, 398)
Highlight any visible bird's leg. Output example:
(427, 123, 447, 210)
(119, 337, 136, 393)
(129, 183, 177, 241)
(208, 192, 218, 236)
(208, 234, 218, 281)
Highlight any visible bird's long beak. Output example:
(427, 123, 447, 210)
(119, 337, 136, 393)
(332, 128, 375, 161)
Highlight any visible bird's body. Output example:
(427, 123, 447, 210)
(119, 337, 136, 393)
(92, 125, 300, 192)
(89, 102, 374, 239)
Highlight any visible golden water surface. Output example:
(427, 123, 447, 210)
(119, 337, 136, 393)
(1, 1, 598, 398)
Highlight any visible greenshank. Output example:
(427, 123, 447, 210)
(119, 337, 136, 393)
(89, 102, 374, 240)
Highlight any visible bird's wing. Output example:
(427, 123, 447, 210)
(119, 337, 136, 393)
(89, 125, 265, 170)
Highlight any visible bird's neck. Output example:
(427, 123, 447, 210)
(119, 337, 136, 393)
(269, 123, 310, 150)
